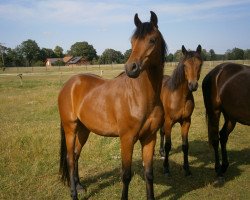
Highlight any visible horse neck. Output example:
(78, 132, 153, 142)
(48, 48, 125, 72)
(140, 63, 164, 101)
(170, 62, 191, 97)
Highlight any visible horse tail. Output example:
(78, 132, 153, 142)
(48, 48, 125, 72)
(202, 73, 213, 145)
(59, 122, 70, 185)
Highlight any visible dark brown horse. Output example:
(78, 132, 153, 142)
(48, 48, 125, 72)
(159, 45, 203, 176)
(58, 11, 167, 200)
(202, 62, 250, 177)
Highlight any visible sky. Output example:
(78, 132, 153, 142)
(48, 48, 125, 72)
(0, 0, 250, 55)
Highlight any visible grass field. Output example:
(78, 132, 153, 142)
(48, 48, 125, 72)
(0, 61, 249, 200)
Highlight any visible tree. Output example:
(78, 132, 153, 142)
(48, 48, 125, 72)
(166, 53, 174, 62)
(209, 49, 216, 61)
(39, 48, 56, 62)
(54, 46, 64, 58)
(19, 39, 40, 66)
(225, 47, 244, 60)
(244, 49, 250, 60)
(69, 41, 97, 62)
(173, 50, 183, 62)
(5, 47, 25, 67)
(123, 49, 131, 63)
(99, 48, 124, 64)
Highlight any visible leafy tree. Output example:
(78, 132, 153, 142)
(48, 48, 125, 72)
(244, 49, 250, 60)
(69, 41, 97, 61)
(5, 47, 25, 67)
(173, 50, 183, 62)
(39, 48, 56, 62)
(19, 39, 40, 66)
(52, 60, 65, 66)
(123, 49, 131, 63)
(99, 49, 124, 64)
(166, 53, 174, 62)
(225, 47, 244, 60)
(209, 49, 216, 61)
(54, 46, 64, 58)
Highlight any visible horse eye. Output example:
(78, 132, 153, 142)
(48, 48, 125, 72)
(149, 38, 156, 45)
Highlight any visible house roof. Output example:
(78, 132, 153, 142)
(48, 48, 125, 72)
(63, 56, 73, 63)
(67, 56, 83, 64)
(46, 58, 63, 63)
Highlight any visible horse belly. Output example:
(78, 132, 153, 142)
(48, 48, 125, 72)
(220, 73, 250, 125)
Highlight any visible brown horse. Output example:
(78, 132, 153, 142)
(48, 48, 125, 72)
(58, 11, 167, 200)
(202, 62, 250, 177)
(159, 45, 203, 176)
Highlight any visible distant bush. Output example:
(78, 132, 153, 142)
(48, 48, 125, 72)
(52, 60, 65, 66)
(33, 61, 45, 66)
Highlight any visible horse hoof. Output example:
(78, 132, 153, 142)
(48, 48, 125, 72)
(185, 170, 192, 177)
(76, 183, 86, 193)
(213, 176, 225, 187)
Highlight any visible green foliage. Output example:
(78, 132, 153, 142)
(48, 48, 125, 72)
(244, 49, 250, 60)
(99, 48, 124, 64)
(69, 41, 97, 61)
(39, 48, 56, 62)
(19, 39, 40, 66)
(33, 60, 45, 67)
(52, 60, 65, 66)
(173, 50, 183, 62)
(123, 49, 131, 63)
(166, 53, 174, 62)
(225, 48, 244, 60)
(54, 46, 64, 58)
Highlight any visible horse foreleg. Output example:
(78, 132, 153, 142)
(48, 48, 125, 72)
(181, 119, 192, 176)
(140, 133, 157, 200)
(163, 120, 172, 176)
(159, 126, 165, 157)
(120, 135, 135, 200)
(219, 118, 236, 175)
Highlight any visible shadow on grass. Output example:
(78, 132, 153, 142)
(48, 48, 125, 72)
(78, 140, 250, 199)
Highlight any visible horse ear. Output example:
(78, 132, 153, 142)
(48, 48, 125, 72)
(196, 44, 201, 54)
(134, 13, 142, 27)
(182, 45, 187, 55)
(196, 45, 202, 54)
(150, 11, 158, 28)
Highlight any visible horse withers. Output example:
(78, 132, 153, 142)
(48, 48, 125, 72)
(58, 11, 167, 200)
(202, 62, 250, 177)
(159, 45, 203, 176)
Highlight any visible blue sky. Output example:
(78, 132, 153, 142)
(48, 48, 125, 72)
(0, 0, 250, 55)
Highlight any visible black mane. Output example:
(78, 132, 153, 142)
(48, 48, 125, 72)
(168, 51, 202, 90)
(132, 22, 167, 64)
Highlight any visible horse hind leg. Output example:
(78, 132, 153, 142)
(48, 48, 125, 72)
(159, 126, 165, 158)
(207, 110, 221, 175)
(219, 116, 236, 176)
(74, 123, 90, 192)
(61, 122, 78, 200)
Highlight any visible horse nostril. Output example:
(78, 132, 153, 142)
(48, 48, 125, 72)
(132, 63, 137, 71)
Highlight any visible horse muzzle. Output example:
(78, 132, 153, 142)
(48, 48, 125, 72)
(188, 81, 198, 92)
(125, 62, 141, 78)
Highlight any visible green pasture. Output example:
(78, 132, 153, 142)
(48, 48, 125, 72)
(0, 62, 249, 200)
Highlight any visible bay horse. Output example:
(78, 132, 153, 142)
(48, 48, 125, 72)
(58, 11, 167, 200)
(159, 45, 203, 176)
(202, 62, 250, 177)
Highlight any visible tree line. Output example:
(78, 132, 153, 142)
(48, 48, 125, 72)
(0, 39, 250, 68)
